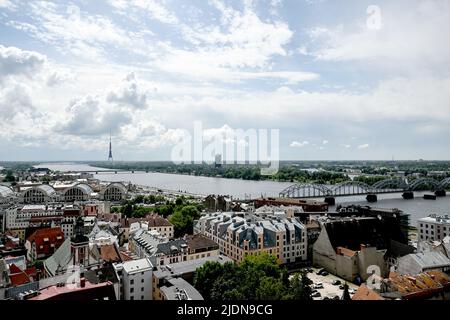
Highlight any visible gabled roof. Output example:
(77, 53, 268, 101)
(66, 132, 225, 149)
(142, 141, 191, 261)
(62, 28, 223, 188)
(44, 238, 72, 277)
(387, 270, 450, 299)
(8, 264, 31, 287)
(99, 244, 121, 263)
(352, 284, 384, 301)
(27, 228, 65, 256)
(407, 251, 450, 269)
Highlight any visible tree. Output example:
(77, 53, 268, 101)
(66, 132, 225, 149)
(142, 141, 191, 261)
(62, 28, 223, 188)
(289, 272, 313, 301)
(4, 171, 15, 182)
(194, 253, 299, 301)
(256, 277, 286, 300)
(169, 205, 200, 237)
(122, 203, 133, 218)
(194, 262, 229, 300)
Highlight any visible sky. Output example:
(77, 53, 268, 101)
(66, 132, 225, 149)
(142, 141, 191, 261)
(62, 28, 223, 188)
(0, 0, 450, 161)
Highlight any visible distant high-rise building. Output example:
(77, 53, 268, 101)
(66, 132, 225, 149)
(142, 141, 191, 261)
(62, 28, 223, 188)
(215, 154, 222, 168)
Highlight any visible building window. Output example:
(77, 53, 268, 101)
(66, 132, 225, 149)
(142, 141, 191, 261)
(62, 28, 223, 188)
(130, 279, 134, 285)
(130, 288, 134, 293)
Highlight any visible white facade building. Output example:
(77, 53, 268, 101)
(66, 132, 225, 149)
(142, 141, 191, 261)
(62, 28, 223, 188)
(418, 214, 450, 242)
(114, 258, 153, 301)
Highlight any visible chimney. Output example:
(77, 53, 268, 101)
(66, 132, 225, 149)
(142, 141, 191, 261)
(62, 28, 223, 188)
(80, 277, 86, 288)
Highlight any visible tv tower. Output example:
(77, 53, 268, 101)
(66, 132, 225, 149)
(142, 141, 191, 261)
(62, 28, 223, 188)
(108, 131, 113, 164)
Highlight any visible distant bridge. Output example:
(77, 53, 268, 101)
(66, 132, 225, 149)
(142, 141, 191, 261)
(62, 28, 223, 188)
(65, 170, 145, 174)
(279, 178, 450, 199)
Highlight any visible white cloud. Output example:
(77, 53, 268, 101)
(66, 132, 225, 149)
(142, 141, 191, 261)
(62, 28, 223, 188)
(106, 73, 149, 109)
(357, 144, 369, 150)
(0, 45, 46, 82)
(290, 141, 309, 148)
(108, 0, 179, 24)
(7, 2, 143, 62)
(322, 140, 329, 145)
(0, 0, 15, 10)
(304, 1, 450, 72)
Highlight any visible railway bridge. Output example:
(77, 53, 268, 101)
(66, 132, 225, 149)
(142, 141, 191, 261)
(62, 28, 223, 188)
(279, 178, 450, 204)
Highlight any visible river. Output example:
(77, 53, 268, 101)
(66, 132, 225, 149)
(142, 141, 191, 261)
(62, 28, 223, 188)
(35, 163, 450, 225)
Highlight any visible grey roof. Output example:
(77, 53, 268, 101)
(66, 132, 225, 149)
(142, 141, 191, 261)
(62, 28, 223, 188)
(44, 238, 72, 277)
(64, 183, 93, 195)
(408, 251, 450, 269)
(156, 239, 187, 255)
(154, 255, 232, 279)
(0, 185, 13, 198)
(36, 184, 57, 196)
(103, 182, 127, 194)
(160, 277, 203, 300)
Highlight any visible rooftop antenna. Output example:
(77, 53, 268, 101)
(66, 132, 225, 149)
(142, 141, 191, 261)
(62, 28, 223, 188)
(108, 130, 113, 166)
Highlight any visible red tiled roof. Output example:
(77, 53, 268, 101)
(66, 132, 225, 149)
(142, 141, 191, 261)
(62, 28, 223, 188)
(26, 228, 65, 257)
(9, 264, 31, 286)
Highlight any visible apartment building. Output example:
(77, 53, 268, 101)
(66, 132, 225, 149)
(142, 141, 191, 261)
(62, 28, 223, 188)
(418, 214, 450, 242)
(194, 212, 307, 265)
(113, 258, 153, 301)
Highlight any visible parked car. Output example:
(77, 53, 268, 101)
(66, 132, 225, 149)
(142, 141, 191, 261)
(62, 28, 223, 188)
(339, 285, 345, 290)
(321, 271, 329, 276)
(349, 289, 356, 294)
(312, 292, 321, 298)
(314, 284, 324, 289)
(333, 296, 340, 300)
(332, 280, 341, 286)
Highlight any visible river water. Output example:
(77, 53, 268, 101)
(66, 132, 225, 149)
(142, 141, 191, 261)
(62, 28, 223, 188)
(35, 163, 450, 225)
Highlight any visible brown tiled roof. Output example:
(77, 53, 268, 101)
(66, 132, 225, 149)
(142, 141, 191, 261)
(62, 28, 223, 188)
(336, 246, 357, 257)
(99, 245, 121, 263)
(185, 234, 219, 252)
(352, 284, 384, 301)
(119, 251, 133, 262)
(388, 270, 450, 299)
(26, 228, 65, 256)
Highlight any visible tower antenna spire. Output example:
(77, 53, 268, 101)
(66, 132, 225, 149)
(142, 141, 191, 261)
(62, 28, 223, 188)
(108, 129, 113, 165)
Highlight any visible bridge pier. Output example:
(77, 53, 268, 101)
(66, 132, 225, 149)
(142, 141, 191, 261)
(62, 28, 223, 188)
(424, 194, 437, 200)
(366, 194, 377, 203)
(435, 190, 446, 197)
(402, 191, 414, 200)
(324, 197, 336, 206)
